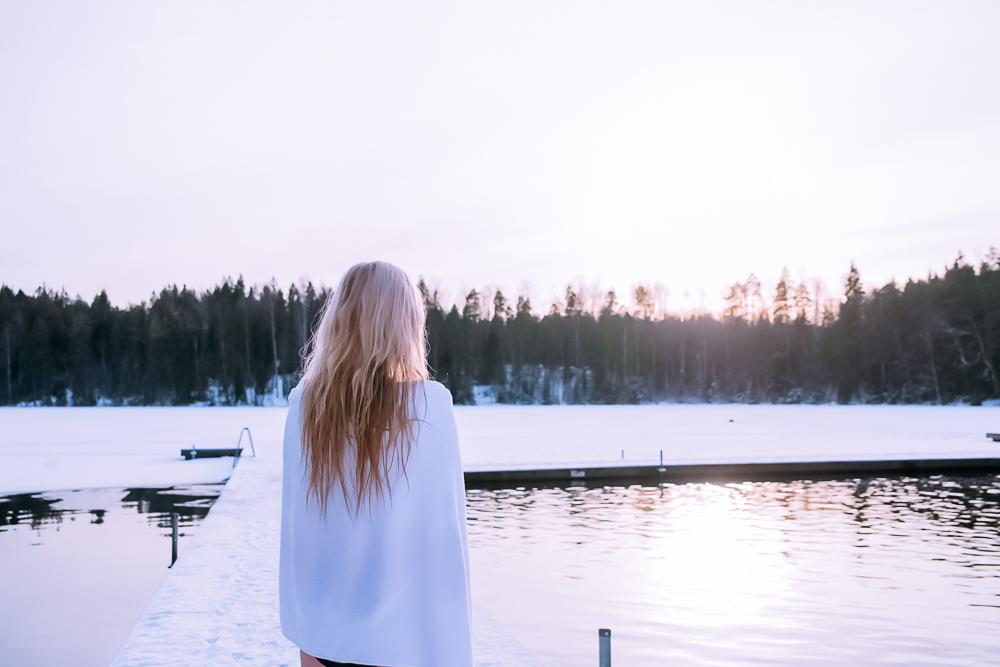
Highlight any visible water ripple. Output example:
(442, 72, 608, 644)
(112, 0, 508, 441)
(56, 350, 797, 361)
(467, 473, 1000, 665)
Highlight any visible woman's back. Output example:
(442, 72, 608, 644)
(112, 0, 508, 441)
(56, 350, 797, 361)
(279, 379, 473, 667)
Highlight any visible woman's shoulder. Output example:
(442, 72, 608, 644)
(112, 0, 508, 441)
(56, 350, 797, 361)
(287, 379, 448, 402)
(412, 381, 459, 455)
(417, 379, 454, 405)
(287, 379, 308, 405)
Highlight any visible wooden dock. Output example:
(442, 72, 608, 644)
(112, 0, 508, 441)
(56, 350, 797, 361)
(118, 436, 541, 666)
(464, 456, 1000, 487)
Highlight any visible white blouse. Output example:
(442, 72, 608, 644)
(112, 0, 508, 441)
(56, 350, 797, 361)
(279, 380, 473, 667)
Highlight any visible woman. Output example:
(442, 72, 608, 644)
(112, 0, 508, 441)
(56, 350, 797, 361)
(279, 261, 473, 667)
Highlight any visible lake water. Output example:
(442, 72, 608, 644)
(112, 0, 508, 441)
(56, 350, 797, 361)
(468, 475, 1000, 665)
(1, 405, 998, 665)
(0, 485, 221, 666)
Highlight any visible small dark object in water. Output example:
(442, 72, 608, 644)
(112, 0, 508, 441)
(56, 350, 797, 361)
(729, 418, 734, 423)
(181, 447, 243, 460)
(988, 433, 1000, 442)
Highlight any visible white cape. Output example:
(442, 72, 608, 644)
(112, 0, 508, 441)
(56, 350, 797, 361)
(280, 380, 473, 667)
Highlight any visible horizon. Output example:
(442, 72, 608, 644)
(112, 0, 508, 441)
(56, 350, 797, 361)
(3, 246, 996, 319)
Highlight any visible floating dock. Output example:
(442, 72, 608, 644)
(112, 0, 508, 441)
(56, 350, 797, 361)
(180, 447, 243, 460)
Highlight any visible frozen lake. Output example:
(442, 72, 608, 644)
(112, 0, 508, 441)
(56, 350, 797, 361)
(0, 404, 998, 665)
(1, 404, 998, 493)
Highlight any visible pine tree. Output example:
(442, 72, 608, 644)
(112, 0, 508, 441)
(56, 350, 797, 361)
(833, 263, 865, 402)
(462, 290, 481, 321)
(773, 268, 791, 324)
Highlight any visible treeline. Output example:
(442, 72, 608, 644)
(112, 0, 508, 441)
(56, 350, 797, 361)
(1, 252, 998, 406)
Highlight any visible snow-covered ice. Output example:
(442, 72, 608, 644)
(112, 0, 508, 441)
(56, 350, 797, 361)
(2, 404, 998, 495)
(0, 406, 281, 494)
(457, 403, 1000, 468)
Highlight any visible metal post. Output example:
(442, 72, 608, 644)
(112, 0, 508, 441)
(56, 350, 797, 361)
(170, 512, 179, 567)
(599, 628, 611, 667)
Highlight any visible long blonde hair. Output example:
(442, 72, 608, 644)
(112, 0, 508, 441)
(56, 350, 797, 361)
(300, 261, 429, 512)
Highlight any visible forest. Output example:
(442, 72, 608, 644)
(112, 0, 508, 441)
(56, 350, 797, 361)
(1, 252, 998, 406)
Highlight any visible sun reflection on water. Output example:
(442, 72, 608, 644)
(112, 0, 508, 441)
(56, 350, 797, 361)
(640, 483, 793, 630)
(467, 475, 1000, 666)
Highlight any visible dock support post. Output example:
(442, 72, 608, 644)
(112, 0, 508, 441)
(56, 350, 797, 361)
(170, 512, 179, 567)
(599, 628, 611, 667)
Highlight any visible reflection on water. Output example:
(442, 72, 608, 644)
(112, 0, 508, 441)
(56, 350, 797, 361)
(4, 476, 998, 666)
(0, 485, 222, 667)
(0, 485, 220, 530)
(467, 475, 1000, 666)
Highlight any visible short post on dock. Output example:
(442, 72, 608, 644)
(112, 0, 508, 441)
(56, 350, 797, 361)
(599, 628, 611, 667)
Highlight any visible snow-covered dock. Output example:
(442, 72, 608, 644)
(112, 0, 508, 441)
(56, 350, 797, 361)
(112, 437, 540, 667)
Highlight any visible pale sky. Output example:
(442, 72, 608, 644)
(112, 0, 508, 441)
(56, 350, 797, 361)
(1, 1, 998, 313)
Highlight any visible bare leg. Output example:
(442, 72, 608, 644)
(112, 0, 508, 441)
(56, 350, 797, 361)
(300, 650, 324, 667)
(300, 649, 382, 667)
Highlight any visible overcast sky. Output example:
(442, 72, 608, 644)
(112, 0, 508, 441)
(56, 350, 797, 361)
(2, 1, 998, 313)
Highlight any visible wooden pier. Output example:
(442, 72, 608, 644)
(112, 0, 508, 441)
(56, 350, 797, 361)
(464, 456, 1000, 487)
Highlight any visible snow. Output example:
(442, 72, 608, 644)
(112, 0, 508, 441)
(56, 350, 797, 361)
(455, 403, 1000, 468)
(2, 404, 999, 495)
(471, 384, 498, 405)
(0, 406, 282, 494)
(110, 434, 541, 667)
